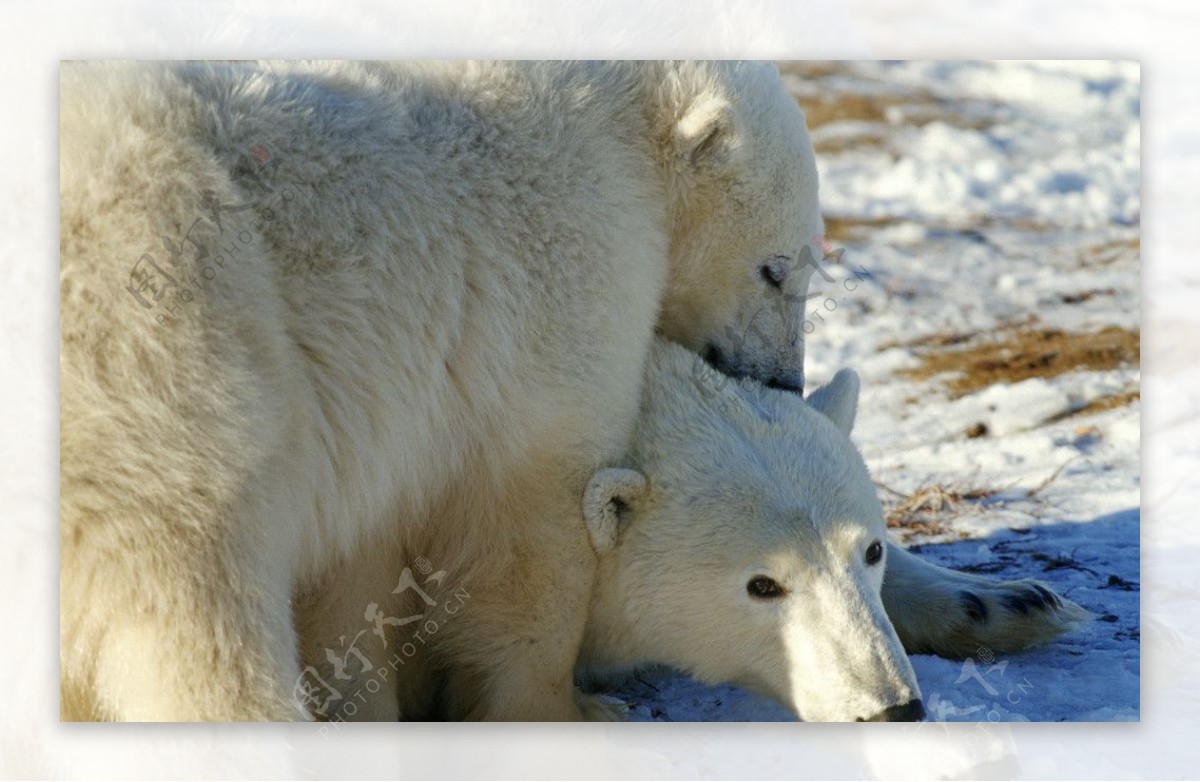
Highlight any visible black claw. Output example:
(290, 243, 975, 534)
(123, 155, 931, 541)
(959, 591, 988, 622)
(1002, 593, 1031, 615)
(1025, 587, 1048, 610)
(1033, 584, 1060, 608)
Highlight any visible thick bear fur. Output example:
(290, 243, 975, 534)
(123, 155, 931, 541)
(59, 60, 825, 721)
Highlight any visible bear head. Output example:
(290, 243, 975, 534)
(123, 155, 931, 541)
(579, 341, 922, 722)
(651, 62, 825, 397)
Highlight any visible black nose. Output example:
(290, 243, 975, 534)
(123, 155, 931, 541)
(860, 699, 925, 722)
(702, 343, 724, 369)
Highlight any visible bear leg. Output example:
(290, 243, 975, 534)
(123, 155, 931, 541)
(432, 481, 597, 721)
(296, 538, 405, 722)
(62, 522, 303, 721)
(881, 543, 1091, 659)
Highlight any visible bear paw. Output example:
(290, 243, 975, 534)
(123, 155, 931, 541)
(941, 578, 1091, 658)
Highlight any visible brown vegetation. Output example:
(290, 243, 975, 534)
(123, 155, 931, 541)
(898, 326, 1140, 398)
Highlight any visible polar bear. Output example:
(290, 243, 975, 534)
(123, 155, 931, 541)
(308, 343, 1089, 722)
(59, 61, 826, 721)
(576, 342, 1090, 721)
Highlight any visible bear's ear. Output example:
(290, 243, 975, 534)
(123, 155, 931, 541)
(583, 468, 648, 554)
(805, 369, 860, 435)
(673, 95, 740, 169)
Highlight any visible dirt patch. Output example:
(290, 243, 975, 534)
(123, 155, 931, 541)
(899, 326, 1140, 398)
(779, 61, 1002, 133)
(980, 216, 1064, 234)
(964, 421, 989, 438)
(822, 215, 906, 243)
(778, 61, 846, 80)
(799, 90, 903, 127)
(811, 130, 895, 156)
(877, 481, 994, 541)
(1078, 237, 1140, 268)
(1065, 390, 1141, 418)
(821, 214, 1070, 244)
(797, 91, 998, 133)
(1060, 288, 1117, 304)
(879, 315, 1040, 352)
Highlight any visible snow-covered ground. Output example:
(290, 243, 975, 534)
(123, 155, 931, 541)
(612, 60, 1141, 723)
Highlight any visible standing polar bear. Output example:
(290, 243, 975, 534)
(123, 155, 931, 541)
(60, 60, 826, 721)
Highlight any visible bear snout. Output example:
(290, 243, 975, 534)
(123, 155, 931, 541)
(702, 342, 804, 396)
(858, 698, 926, 722)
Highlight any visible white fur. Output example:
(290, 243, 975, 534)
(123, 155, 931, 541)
(59, 60, 823, 721)
(579, 342, 1089, 722)
(580, 342, 920, 722)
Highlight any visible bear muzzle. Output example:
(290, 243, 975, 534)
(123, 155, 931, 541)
(858, 698, 927, 722)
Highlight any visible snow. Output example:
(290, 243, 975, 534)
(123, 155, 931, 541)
(809, 62, 1140, 229)
(612, 60, 1141, 723)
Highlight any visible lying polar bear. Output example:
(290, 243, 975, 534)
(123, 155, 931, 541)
(334, 341, 1088, 722)
(575, 341, 1090, 722)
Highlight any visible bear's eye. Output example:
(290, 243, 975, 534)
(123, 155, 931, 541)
(865, 540, 884, 566)
(759, 260, 787, 289)
(746, 575, 785, 599)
